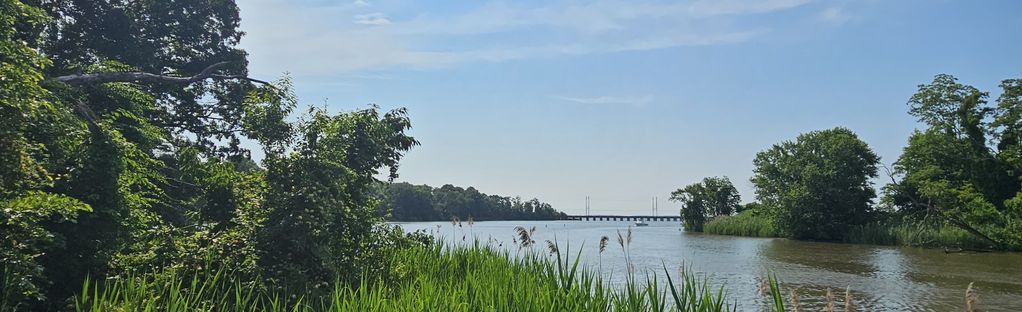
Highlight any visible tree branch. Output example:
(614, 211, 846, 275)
(49, 61, 272, 86)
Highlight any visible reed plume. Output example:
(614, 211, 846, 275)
(965, 282, 977, 312)
(616, 230, 625, 249)
(546, 240, 558, 255)
(756, 277, 768, 297)
(468, 216, 475, 227)
(844, 286, 854, 312)
(789, 288, 802, 312)
(514, 226, 534, 248)
(599, 236, 609, 254)
(627, 225, 633, 245)
(824, 288, 835, 312)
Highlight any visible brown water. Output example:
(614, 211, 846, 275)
(396, 220, 1022, 311)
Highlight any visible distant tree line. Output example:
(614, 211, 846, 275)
(382, 182, 566, 221)
(673, 74, 1022, 250)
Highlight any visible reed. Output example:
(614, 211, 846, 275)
(965, 282, 977, 312)
(703, 212, 778, 237)
(844, 222, 991, 249)
(73, 238, 769, 312)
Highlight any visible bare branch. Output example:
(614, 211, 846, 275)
(49, 61, 272, 86)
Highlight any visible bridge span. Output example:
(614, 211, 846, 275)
(564, 215, 680, 222)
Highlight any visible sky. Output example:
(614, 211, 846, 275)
(236, 0, 1022, 215)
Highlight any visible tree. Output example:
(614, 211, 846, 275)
(751, 127, 880, 240)
(887, 74, 1022, 249)
(0, 0, 426, 308)
(670, 176, 740, 232)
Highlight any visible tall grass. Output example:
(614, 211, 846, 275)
(703, 212, 778, 238)
(843, 222, 991, 249)
(74, 240, 754, 311)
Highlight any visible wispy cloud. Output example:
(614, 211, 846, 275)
(554, 95, 653, 107)
(354, 13, 391, 25)
(239, 0, 819, 76)
(816, 7, 851, 25)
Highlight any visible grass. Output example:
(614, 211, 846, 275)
(703, 211, 993, 250)
(60, 225, 991, 311)
(73, 239, 753, 311)
(703, 212, 778, 238)
(842, 221, 992, 249)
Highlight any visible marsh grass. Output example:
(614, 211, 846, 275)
(843, 222, 991, 249)
(74, 239, 753, 311)
(703, 213, 778, 237)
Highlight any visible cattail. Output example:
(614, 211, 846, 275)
(789, 288, 802, 312)
(844, 286, 854, 312)
(599, 236, 609, 254)
(965, 282, 977, 312)
(546, 240, 558, 255)
(824, 288, 835, 312)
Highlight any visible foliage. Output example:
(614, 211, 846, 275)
(843, 221, 989, 249)
(887, 74, 1022, 249)
(670, 177, 741, 232)
(256, 106, 417, 292)
(751, 127, 880, 240)
(73, 240, 747, 312)
(703, 211, 778, 238)
(385, 182, 564, 221)
(0, 0, 421, 309)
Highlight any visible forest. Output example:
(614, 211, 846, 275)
(383, 182, 564, 221)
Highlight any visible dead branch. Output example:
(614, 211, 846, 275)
(49, 61, 271, 86)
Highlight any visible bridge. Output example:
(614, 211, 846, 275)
(565, 196, 679, 221)
(563, 215, 680, 222)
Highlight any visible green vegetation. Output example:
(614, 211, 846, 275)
(843, 222, 990, 249)
(684, 75, 1022, 251)
(703, 212, 778, 238)
(384, 182, 565, 221)
(74, 240, 747, 312)
(669, 177, 741, 232)
(751, 127, 880, 241)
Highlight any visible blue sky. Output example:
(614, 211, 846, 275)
(237, 0, 1022, 215)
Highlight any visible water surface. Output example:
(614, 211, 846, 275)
(395, 220, 1022, 311)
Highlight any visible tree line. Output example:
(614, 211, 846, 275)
(383, 182, 565, 221)
(673, 74, 1022, 250)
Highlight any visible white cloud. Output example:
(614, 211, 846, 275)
(554, 95, 654, 107)
(816, 7, 851, 25)
(354, 13, 391, 25)
(353, 0, 369, 7)
(238, 0, 818, 76)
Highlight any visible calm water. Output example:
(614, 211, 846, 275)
(394, 220, 1022, 311)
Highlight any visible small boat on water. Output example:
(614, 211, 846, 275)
(634, 220, 649, 227)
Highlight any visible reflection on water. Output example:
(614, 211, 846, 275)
(394, 220, 1022, 311)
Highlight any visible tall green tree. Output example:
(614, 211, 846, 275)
(670, 176, 740, 232)
(888, 74, 1022, 249)
(752, 127, 880, 240)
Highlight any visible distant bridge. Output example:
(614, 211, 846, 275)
(563, 215, 680, 222)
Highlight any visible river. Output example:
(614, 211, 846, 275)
(394, 220, 1022, 311)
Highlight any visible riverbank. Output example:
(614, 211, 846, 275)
(73, 241, 768, 311)
(703, 212, 994, 250)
